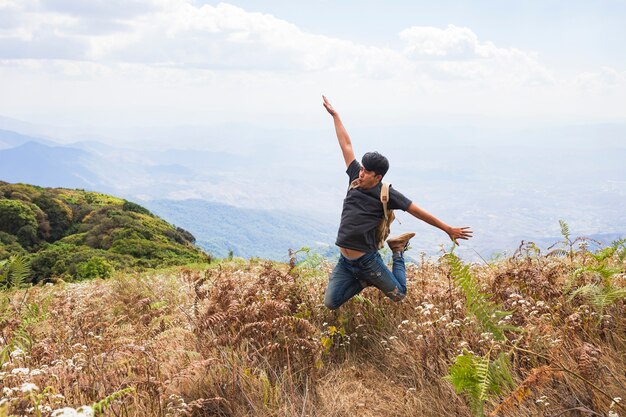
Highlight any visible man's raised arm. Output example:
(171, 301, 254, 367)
(323, 95, 355, 168)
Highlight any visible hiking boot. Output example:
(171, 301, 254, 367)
(387, 232, 416, 253)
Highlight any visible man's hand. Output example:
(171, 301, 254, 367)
(322, 95, 337, 116)
(447, 226, 473, 246)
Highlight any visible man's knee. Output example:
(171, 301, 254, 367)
(324, 293, 341, 310)
(387, 286, 406, 303)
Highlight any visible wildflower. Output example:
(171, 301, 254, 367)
(401, 320, 409, 325)
(77, 406, 94, 416)
(11, 367, 30, 376)
(10, 347, 25, 359)
(19, 382, 39, 393)
(52, 407, 79, 416)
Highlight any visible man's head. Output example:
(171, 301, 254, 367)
(362, 151, 389, 177)
(359, 151, 389, 188)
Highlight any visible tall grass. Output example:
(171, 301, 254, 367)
(1, 239, 625, 416)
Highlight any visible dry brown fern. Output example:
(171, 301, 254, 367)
(489, 365, 562, 416)
(573, 343, 602, 381)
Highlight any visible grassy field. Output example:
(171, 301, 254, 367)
(1, 242, 625, 416)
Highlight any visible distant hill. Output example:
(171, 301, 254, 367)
(0, 182, 209, 282)
(0, 128, 57, 150)
(143, 199, 337, 260)
(0, 141, 101, 189)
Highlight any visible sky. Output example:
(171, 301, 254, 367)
(1, 0, 625, 133)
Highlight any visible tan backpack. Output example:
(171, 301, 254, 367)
(376, 183, 395, 249)
(349, 180, 395, 250)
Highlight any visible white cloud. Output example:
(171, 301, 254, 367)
(399, 24, 553, 85)
(0, 0, 550, 84)
(574, 67, 626, 91)
(0, 0, 624, 127)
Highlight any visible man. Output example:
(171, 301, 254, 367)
(322, 95, 473, 310)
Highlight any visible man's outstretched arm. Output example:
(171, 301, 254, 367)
(323, 95, 355, 168)
(407, 202, 473, 245)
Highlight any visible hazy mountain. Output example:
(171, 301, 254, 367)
(0, 141, 100, 189)
(0, 119, 624, 261)
(0, 129, 55, 150)
(142, 199, 337, 260)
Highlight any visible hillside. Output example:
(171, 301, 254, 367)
(0, 182, 209, 282)
(1, 240, 625, 416)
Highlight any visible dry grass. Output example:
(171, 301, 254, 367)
(1, 251, 625, 417)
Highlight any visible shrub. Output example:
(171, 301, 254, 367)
(76, 257, 113, 280)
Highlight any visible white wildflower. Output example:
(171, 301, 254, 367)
(52, 407, 80, 417)
(10, 347, 25, 359)
(401, 320, 409, 325)
(3, 387, 13, 396)
(608, 410, 619, 417)
(11, 367, 30, 376)
(77, 406, 94, 417)
(19, 382, 39, 393)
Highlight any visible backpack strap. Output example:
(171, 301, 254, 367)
(380, 183, 390, 218)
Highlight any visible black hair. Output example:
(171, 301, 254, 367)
(361, 151, 389, 177)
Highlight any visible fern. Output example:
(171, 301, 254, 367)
(559, 219, 570, 243)
(445, 252, 516, 341)
(92, 387, 135, 416)
(0, 255, 31, 289)
(476, 354, 492, 402)
(567, 240, 626, 312)
(446, 351, 514, 417)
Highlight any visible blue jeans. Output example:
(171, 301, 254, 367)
(324, 251, 406, 310)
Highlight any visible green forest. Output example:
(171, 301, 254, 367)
(0, 182, 209, 283)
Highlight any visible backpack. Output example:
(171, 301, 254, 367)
(349, 180, 396, 250)
(376, 183, 395, 249)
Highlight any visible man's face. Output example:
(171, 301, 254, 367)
(359, 165, 382, 189)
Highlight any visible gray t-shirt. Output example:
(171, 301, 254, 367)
(335, 159, 412, 252)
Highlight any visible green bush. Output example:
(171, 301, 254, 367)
(0, 199, 38, 237)
(76, 257, 113, 280)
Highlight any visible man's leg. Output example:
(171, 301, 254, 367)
(355, 251, 406, 302)
(355, 233, 415, 302)
(324, 256, 364, 310)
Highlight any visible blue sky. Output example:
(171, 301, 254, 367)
(0, 0, 625, 132)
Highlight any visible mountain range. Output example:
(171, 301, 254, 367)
(1, 120, 624, 260)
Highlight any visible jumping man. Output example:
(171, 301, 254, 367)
(322, 95, 473, 310)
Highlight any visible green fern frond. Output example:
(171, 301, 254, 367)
(592, 246, 616, 262)
(569, 283, 600, 300)
(445, 253, 512, 340)
(592, 288, 626, 308)
(0, 255, 31, 289)
(445, 353, 479, 395)
(92, 387, 136, 416)
(476, 354, 491, 402)
(559, 219, 570, 242)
